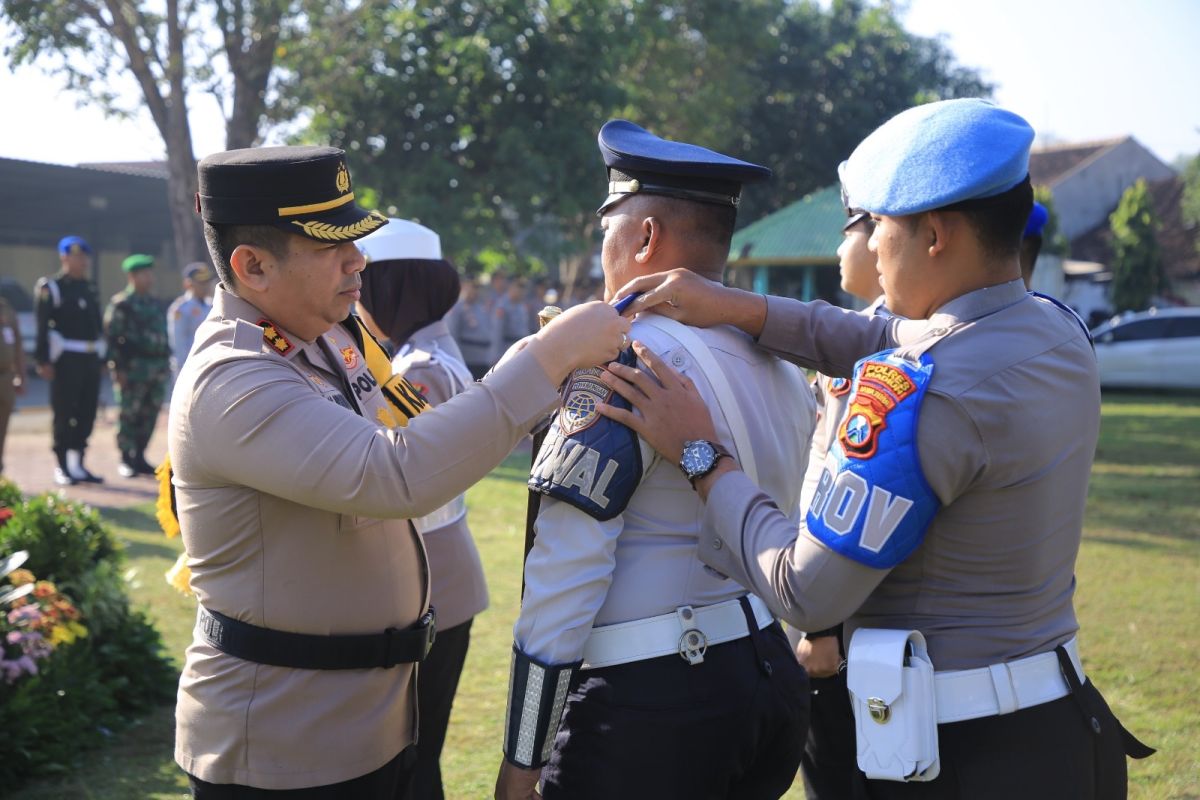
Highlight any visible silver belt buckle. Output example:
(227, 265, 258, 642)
(675, 606, 707, 665)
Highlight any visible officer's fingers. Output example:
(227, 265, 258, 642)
(603, 359, 663, 399)
(632, 342, 689, 390)
(596, 401, 648, 437)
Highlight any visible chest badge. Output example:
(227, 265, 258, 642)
(340, 346, 359, 370)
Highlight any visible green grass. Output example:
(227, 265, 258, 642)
(10, 394, 1199, 799)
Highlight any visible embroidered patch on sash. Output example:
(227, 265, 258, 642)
(257, 318, 294, 356)
(838, 362, 916, 460)
(559, 367, 611, 435)
(340, 346, 360, 370)
(828, 377, 852, 398)
(410, 381, 429, 396)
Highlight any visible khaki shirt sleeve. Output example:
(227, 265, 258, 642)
(187, 347, 557, 519)
(698, 391, 985, 631)
(757, 295, 896, 378)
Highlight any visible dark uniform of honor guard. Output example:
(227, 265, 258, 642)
(34, 235, 105, 485)
(604, 99, 1153, 800)
(105, 254, 171, 477)
(794, 184, 888, 800)
(496, 120, 815, 800)
(172, 146, 628, 797)
(167, 261, 215, 371)
(0, 295, 26, 476)
(356, 219, 490, 800)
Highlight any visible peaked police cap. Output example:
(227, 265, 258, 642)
(196, 145, 388, 243)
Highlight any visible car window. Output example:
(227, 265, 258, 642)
(1107, 318, 1172, 343)
(1166, 316, 1200, 339)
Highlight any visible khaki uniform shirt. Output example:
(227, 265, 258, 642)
(701, 279, 1099, 671)
(171, 287, 557, 788)
(392, 320, 489, 631)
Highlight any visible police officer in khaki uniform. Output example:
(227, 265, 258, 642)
(604, 100, 1152, 799)
(172, 145, 630, 798)
(496, 121, 814, 800)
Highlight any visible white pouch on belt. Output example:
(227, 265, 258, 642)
(847, 628, 940, 782)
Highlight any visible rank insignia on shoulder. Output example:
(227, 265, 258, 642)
(257, 318, 295, 356)
(529, 348, 643, 521)
(828, 376, 852, 398)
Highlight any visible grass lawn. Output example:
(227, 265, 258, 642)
(10, 393, 1199, 799)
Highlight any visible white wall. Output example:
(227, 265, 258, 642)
(1049, 139, 1176, 241)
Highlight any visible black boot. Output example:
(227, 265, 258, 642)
(133, 453, 157, 476)
(54, 451, 76, 486)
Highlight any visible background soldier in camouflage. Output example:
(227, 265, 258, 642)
(104, 253, 170, 477)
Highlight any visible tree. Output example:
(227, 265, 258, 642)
(1109, 179, 1168, 313)
(1033, 185, 1070, 257)
(0, 1, 351, 267)
(1181, 154, 1200, 256)
(295, 0, 988, 294)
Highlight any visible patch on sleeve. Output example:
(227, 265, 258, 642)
(528, 347, 642, 521)
(806, 351, 940, 569)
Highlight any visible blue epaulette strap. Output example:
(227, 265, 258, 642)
(528, 346, 642, 521)
(503, 646, 581, 769)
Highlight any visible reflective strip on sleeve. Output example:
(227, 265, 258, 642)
(503, 645, 581, 769)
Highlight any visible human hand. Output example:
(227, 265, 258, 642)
(495, 760, 543, 800)
(597, 342, 719, 466)
(795, 633, 843, 679)
(611, 269, 767, 336)
(36, 364, 54, 381)
(528, 301, 631, 385)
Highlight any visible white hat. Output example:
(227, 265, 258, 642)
(357, 218, 442, 262)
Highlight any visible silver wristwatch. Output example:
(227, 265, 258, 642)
(679, 439, 728, 488)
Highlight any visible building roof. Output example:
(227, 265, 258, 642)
(1071, 176, 1199, 283)
(1028, 137, 1127, 187)
(0, 157, 174, 253)
(78, 160, 171, 179)
(728, 184, 844, 266)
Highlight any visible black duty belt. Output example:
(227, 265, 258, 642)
(198, 605, 436, 670)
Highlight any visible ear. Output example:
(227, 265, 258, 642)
(634, 216, 663, 265)
(925, 211, 950, 258)
(229, 244, 272, 292)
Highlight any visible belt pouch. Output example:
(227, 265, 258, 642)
(847, 628, 940, 782)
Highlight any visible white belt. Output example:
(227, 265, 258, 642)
(581, 594, 775, 670)
(412, 495, 467, 534)
(934, 636, 1083, 724)
(60, 339, 101, 353)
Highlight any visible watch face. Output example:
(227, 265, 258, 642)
(682, 441, 717, 476)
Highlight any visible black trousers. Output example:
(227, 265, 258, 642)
(412, 618, 473, 800)
(800, 667, 857, 798)
(855, 678, 1137, 800)
(50, 351, 100, 457)
(189, 745, 417, 799)
(541, 615, 809, 800)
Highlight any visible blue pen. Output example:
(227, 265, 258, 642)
(611, 292, 641, 315)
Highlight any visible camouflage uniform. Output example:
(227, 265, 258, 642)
(104, 287, 170, 469)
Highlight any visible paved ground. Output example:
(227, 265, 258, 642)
(3, 401, 167, 509)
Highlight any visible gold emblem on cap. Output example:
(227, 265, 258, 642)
(335, 162, 351, 194)
(292, 210, 387, 242)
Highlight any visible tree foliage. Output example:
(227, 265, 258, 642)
(1181, 154, 1200, 255)
(292, 0, 990, 288)
(1110, 179, 1168, 313)
(0, 0, 355, 266)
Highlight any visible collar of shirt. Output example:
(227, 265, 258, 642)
(894, 278, 1026, 347)
(214, 285, 308, 362)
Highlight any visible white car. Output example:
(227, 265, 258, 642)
(1091, 307, 1200, 390)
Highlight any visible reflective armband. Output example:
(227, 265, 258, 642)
(503, 646, 581, 769)
(528, 347, 642, 521)
(806, 351, 940, 569)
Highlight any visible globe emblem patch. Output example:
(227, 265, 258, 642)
(559, 368, 610, 434)
(844, 414, 871, 447)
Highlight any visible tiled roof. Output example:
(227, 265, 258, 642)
(1071, 176, 1199, 282)
(77, 161, 170, 179)
(1028, 137, 1126, 187)
(729, 185, 843, 264)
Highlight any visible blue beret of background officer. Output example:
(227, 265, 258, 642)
(603, 98, 1153, 798)
(497, 120, 815, 800)
(1020, 200, 1049, 289)
(172, 145, 630, 798)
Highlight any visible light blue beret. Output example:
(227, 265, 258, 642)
(840, 98, 1035, 216)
